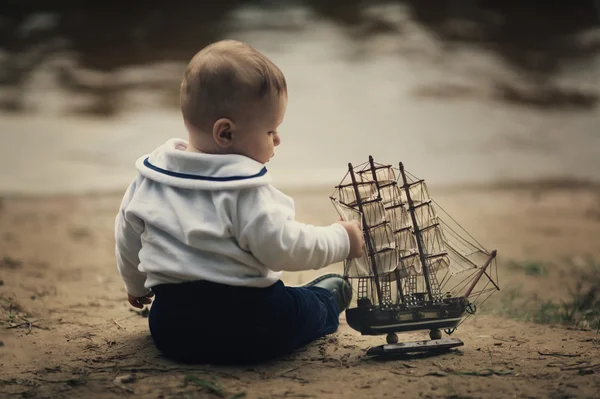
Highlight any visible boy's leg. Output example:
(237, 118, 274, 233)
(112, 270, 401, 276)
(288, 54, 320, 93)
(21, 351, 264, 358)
(271, 275, 352, 354)
(299, 273, 353, 315)
(148, 277, 352, 364)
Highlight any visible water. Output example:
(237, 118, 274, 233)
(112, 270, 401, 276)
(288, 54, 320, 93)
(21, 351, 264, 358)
(1, 3, 599, 195)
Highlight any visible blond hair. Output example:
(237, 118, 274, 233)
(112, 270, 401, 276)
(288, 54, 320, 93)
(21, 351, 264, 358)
(180, 40, 287, 132)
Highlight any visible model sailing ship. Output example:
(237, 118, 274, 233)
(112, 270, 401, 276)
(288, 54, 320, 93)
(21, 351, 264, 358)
(331, 156, 499, 357)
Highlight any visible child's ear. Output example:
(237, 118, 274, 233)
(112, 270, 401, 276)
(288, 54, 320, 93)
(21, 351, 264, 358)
(213, 118, 235, 148)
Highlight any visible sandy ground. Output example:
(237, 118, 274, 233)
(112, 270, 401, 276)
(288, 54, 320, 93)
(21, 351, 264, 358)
(1, 185, 600, 398)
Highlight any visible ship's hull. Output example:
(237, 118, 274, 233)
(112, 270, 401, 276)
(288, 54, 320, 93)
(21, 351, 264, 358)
(346, 296, 469, 335)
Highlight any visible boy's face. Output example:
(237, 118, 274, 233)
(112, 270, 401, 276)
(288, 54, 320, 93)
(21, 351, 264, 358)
(232, 94, 287, 165)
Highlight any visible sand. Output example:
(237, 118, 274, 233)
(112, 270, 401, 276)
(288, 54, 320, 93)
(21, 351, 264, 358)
(1, 185, 600, 398)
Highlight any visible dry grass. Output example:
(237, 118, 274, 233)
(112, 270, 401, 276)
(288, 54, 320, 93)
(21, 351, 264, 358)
(500, 256, 600, 333)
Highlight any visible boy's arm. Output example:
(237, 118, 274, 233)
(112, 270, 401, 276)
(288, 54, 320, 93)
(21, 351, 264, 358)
(114, 180, 149, 298)
(233, 187, 351, 271)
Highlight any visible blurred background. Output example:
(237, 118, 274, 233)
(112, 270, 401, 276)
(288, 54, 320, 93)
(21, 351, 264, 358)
(1, 4, 600, 392)
(0, 0, 599, 194)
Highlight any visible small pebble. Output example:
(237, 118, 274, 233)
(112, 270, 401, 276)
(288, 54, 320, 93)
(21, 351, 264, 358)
(0, 340, 4, 347)
(0, 280, 4, 286)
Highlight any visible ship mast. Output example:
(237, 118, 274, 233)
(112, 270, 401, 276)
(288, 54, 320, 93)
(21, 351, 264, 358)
(348, 162, 383, 305)
(399, 162, 434, 302)
(368, 156, 405, 304)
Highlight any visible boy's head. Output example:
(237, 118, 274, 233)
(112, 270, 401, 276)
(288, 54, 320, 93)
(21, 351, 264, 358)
(180, 40, 287, 164)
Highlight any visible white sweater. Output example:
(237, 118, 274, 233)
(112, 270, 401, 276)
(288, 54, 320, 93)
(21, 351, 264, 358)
(115, 139, 350, 297)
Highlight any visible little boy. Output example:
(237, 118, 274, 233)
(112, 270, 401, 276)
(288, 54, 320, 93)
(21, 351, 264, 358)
(115, 40, 364, 365)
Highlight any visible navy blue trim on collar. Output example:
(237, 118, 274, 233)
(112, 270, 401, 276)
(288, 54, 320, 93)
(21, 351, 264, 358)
(143, 157, 267, 181)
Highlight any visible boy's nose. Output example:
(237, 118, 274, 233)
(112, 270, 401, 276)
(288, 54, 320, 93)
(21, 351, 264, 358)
(273, 133, 281, 146)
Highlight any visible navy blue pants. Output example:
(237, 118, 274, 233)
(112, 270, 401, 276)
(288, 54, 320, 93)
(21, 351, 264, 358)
(148, 279, 340, 364)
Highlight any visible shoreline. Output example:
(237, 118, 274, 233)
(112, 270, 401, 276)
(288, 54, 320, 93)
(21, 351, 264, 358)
(2, 176, 600, 200)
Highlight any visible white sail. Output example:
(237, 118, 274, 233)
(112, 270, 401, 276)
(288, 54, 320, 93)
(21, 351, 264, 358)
(367, 223, 395, 252)
(337, 182, 377, 207)
(420, 223, 446, 257)
(400, 180, 428, 205)
(393, 179, 457, 276)
(343, 246, 398, 278)
(344, 251, 372, 277)
(358, 165, 397, 185)
(394, 228, 416, 256)
(379, 183, 403, 206)
(385, 203, 409, 233)
(361, 201, 387, 228)
(331, 197, 398, 278)
(373, 247, 397, 275)
(399, 251, 422, 277)
(331, 197, 362, 226)
(344, 247, 397, 278)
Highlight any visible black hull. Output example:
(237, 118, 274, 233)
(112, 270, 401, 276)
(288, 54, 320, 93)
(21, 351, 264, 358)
(346, 297, 469, 335)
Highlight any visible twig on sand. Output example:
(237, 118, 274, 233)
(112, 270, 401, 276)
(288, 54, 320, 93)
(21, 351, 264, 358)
(281, 374, 310, 383)
(277, 366, 300, 376)
(35, 376, 88, 386)
(493, 335, 527, 344)
(560, 362, 600, 371)
(85, 363, 241, 380)
(112, 319, 124, 329)
(6, 318, 44, 331)
(85, 362, 143, 370)
(6, 320, 32, 329)
(546, 360, 587, 368)
(389, 369, 415, 377)
(396, 363, 514, 378)
(538, 351, 582, 358)
(423, 368, 514, 377)
(114, 313, 139, 323)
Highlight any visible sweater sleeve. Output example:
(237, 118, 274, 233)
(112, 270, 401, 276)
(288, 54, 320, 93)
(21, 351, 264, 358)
(233, 186, 350, 271)
(114, 178, 149, 297)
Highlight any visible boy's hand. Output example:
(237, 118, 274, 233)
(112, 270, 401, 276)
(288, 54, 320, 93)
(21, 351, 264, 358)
(128, 291, 154, 309)
(338, 220, 365, 259)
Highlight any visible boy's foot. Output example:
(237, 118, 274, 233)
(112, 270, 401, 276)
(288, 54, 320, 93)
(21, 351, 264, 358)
(302, 274, 353, 312)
